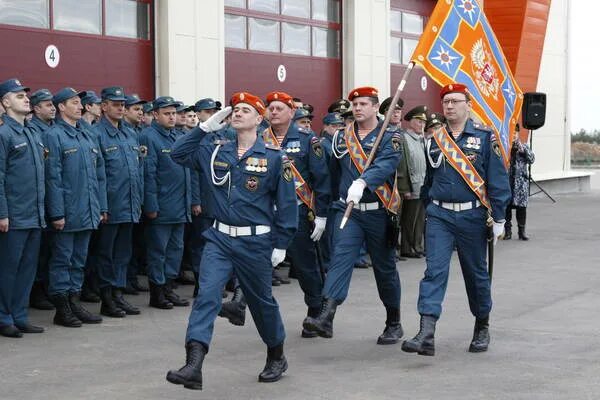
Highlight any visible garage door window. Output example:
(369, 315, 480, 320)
(0, 0, 49, 29)
(53, 0, 102, 35)
(105, 0, 150, 39)
(390, 9, 424, 65)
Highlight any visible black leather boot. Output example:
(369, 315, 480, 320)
(302, 298, 338, 338)
(401, 314, 436, 356)
(166, 340, 207, 390)
(29, 281, 55, 310)
(50, 293, 82, 327)
(165, 280, 190, 307)
(469, 316, 490, 353)
(131, 276, 149, 292)
(0, 324, 23, 338)
(301, 307, 320, 338)
(503, 227, 512, 240)
(377, 307, 404, 345)
(99, 287, 126, 318)
(149, 282, 173, 309)
(81, 281, 101, 303)
(113, 288, 141, 315)
(218, 286, 246, 326)
(518, 226, 529, 241)
(69, 292, 103, 323)
(15, 322, 44, 333)
(258, 343, 288, 383)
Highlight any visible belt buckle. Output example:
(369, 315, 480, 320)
(229, 226, 238, 237)
(453, 203, 460, 212)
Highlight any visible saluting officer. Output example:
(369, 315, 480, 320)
(0, 79, 46, 337)
(92, 86, 144, 317)
(304, 86, 404, 345)
(27, 88, 56, 311)
(166, 92, 297, 390)
(402, 83, 510, 356)
(140, 96, 193, 309)
(44, 87, 107, 327)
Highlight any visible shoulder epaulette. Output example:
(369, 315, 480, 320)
(472, 123, 493, 133)
(297, 127, 311, 135)
(213, 139, 231, 145)
(265, 143, 281, 151)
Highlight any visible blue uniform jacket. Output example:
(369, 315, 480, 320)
(0, 115, 46, 229)
(421, 118, 511, 221)
(140, 121, 192, 224)
(274, 123, 331, 217)
(94, 117, 144, 224)
(170, 128, 298, 250)
(43, 118, 107, 232)
(28, 115, 54, 135)
(331, 121, 403, 209)
(176, 126, 202, 208)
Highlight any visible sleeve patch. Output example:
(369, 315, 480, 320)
(282, 155, 293, 182)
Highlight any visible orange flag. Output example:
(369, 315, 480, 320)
(411, 0, 523, 166)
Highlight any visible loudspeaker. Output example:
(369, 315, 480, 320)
(522, 92, 546, 130)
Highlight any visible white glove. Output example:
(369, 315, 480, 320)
(271, 248, 286, 267)
(346, 179, 366, 205)
(310, 216, 327, 242)
(199, 106, 232, 132)
(492, 220, 505, 245)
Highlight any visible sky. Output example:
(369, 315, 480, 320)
(569, 1, 599, 133)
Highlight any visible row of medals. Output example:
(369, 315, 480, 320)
(245, 157, 268, 173)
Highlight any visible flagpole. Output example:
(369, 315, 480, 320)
(340, 61, 416, 229)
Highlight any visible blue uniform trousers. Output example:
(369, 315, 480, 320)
(323, 207, 401, 307)
(48, 230, 93, 296)
(145, 223, 185, 285)
(319, 208, 339, 272)
(36, 230, 51, 283)
(96, 223, 133, 289)
(127, 220, 146, 281)
(186, 228, 286, 349)
(417, 203, 491, 319)
(190, 215, 214, 275)
(0, 229, 41, 325)
(287, 205, 323, 308)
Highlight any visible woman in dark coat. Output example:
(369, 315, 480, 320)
(505, 138, 535, 240)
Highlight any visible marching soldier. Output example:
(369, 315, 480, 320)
(166, 92, 297, 389)
(92, 87, 144, 317)
(44, 87, 107, 327)
(402, 83, 510, 356)
(27, 89, 56, 311)
(303, 86, 404, 344)
(140, 96, 193, 309)
(0, 79, 46, 337)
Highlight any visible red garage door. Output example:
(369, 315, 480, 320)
(0, 0, 154, 101)
(224, 0, 342, 131)
(390, 0, 439, 117)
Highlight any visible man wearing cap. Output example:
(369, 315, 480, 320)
(304, 86, 404, 345)
(402, 83, 510, 356)
(261, 91, 330, 337)
(27, 89, 57, 311)
(123, 94, 147, 134)
(80, 91, 102, 130)
(194, 98, 221, 123)
(140, 96, 193, 309)
(396, 105, 428, 259)
(43, 87, 107, 327)
(91, 86, 144, 317)
(0, 79, 46, 337)
(141, 102, 154, 128)
(185, 109, 198, 130)
(167, 91, 297, 389)
(379, 97, 404, 129)
(292, 107, 313, 131)
(424, 112, 445, 139)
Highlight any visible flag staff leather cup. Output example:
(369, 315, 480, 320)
(340, 61, 415, 229)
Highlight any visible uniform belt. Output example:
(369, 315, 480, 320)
(339, 197, 380, 211)
(432, 199, 481, 211)
(213, 220, 270, 237)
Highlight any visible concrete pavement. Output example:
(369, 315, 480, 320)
(1, 190, 599, 400)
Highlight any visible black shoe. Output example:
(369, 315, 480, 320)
(271, 276, 281, 286)
(0, 324, 23, 338)
(165, 280, 190, 307)
(401, 314, 436, 356)
(218, 286, 246, 326)
(50, 293, 83, 327)
(377, 307, 403, 345)
(29, 282, 55, 310)
(258, 344, 288, 383)
(518, 226, 529, 241)
(81, 284, 101, 303)
(469, 316, 490, 353)
(149, 282, 174, 310)
(301, 307, 320, 338)
(69, 292, 103, 323)
(503, 229, 512, 240)
(113, 288, 141, 315)
(166, 340, 206, 390)
(303, 298, 337, 338)
(176, 270, 196, 286)
(273, 269, 290, 285)
(123, 281, 139, 295)
(99, 287, 126, 318)
(131, 276, 149, 292)
(15, 322, 45, 334)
